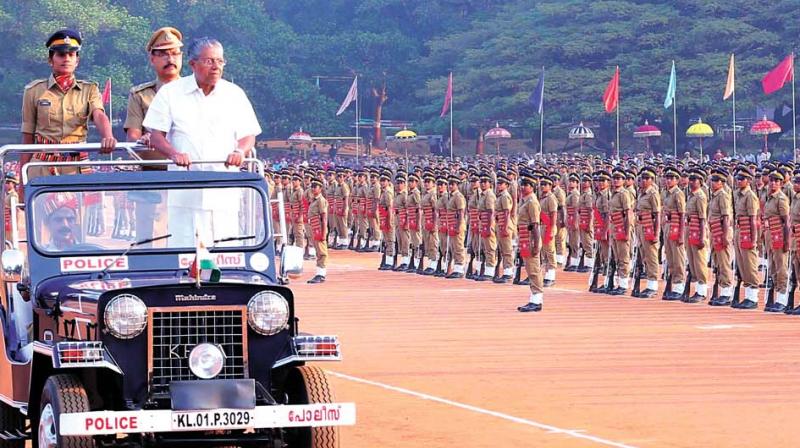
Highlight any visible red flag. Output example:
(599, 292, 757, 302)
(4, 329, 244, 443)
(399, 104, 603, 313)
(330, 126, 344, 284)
(762, 54, 794, 95)
(440, 72, 453, 118)
(101, 78, 111, 104)
(602, 67, 619, 113)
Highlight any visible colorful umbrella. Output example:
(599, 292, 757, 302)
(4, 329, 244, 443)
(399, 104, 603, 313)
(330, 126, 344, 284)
(288, 128, 313, 159)
(568, 122, 594, 151)
(750, 115, 782, 153)
(485, 122, 511, 155)
(634, 120, 661, 155)
(686, 118, 714, 159)
(394, 127, 417, 169)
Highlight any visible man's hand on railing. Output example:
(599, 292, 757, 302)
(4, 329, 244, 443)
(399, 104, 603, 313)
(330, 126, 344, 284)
(99, 137, 118, 154)
(170, 152, 192, 167)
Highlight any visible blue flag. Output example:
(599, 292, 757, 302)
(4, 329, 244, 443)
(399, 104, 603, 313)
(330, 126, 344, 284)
(664, 61, 676, 109)
(529, 68, 544, 115)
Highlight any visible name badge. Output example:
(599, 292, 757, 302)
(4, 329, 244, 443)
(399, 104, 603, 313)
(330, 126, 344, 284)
(38, 99, 51, 107)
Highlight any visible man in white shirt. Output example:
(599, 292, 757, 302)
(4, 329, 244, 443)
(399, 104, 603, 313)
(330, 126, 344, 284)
(143, 37, 262, 246)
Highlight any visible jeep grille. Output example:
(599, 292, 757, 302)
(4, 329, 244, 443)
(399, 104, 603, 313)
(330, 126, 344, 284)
(148, 307, 248, 393)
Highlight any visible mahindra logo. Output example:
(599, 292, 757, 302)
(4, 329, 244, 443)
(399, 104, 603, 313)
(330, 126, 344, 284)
(174, 294, 217, 302)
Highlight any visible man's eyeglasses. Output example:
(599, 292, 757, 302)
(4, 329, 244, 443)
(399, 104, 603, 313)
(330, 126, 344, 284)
(152, 50, 182, 59)
(196, 57, 226, 67)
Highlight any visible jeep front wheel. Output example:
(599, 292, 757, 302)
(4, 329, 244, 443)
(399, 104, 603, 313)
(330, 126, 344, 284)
(0, 401, 24, 448)
(283, 365, 338, 448)
(37, 375, 94, 448)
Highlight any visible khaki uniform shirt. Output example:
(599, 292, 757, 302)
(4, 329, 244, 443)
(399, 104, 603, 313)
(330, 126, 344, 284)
(734, 186, 758, 220)
(635, 185, 661, 220)
(708, 188, 732, 220)
(447, 190, 467, 232)
(22, 75, 103, 142)
(764, 189, 789, 220)
(517, 193, 541, 229)
(124, 79, 163, 133)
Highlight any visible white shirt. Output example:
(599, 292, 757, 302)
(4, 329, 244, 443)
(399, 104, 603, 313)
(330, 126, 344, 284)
(143, 74, 261, 246)
(143, 74, 262, 172)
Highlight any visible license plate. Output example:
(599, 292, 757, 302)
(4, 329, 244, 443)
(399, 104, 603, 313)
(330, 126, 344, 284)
(171, 410, 255, 431)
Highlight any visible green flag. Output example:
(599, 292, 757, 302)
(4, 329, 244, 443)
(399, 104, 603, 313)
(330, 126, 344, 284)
(664, 61, 676, 109)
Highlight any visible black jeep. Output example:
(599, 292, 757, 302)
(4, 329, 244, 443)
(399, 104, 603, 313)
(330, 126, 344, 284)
(0, 144, 353, 448)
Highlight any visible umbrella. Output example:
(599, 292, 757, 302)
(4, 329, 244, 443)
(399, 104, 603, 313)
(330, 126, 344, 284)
(394, 127, 417, 169)
(288, 128, 313, 159)
(749, 115, 781, 152)
(633, 120, 661, 155)
(686, 118, 714, 160)
(568, 122, 594, 151)
(485, 122, 511, 155)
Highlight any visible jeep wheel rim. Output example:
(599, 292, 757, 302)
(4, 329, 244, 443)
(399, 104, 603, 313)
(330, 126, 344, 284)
(39, 403, 58, 448)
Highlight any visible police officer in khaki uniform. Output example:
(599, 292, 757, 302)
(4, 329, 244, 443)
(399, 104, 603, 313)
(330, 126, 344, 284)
(552, 172, 567, 266)
(465, 174, 481, 278)
(22, 29, 116, 176)
(763, 170, 791, 312)
(307, 177, 329, 283)
(406, 173, 423, 270)
(446, 175, 467, 278)
(591, 170, 613, 293)
(393, 173, 411, 271)
(493, 173, 515, 283)
(786, 172, 800, 314)
(565, 174, 581, 271)
(289, 173, 306, 252)
(683, 169, 710, 303)
(366, 169, 383, 252)
(577, 173, 595, 273)
(377, 171, 396, 269)
(434, 175, 450, 277)
(333, 169, 351, 249)
(420, 171, 439, 274)
(607, 168, 633, 295)
(634, 167, 661, 298)
(352, 170, 369, 251)
(517, 172, 544, 312)
(663, 166, 688, 300)
(731, 168, 761, 309)
(539, 176, 558, 287)
(708, 168, 735, 306)
(476, 172, 497, 281)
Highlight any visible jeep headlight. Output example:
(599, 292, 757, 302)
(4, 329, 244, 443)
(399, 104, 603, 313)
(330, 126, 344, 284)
(104, 294, 147, 339)
(247, 291, 289, 335)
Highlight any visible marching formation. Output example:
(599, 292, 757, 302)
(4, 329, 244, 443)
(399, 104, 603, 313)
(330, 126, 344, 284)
(269, 154, 800, 315)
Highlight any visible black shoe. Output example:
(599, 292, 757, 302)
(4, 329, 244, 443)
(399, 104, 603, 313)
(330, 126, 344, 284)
(517, 302, 542, 312)
(518, 278, 530, 286)
(564, 265, 576, 272)
(732, 299, 758, 309)
(475, 274, 491, 282)
(594, 286, 608, 294)
(378, 264, 392, 271)
(637, 288, 656, 298)
(577, 266, 592, 273)
(407, 264, 422, 273)
(765, 303, 787, 313)
(422, 268, 435, 276)
(662, 292, 682, 301)
(446, 272, 463, 279)
(307, 275, 326, 284)
(493, 276, 508, 284)
(465, 271, 475, 280)
(543, 279, 555, 287)
(393, 263, 408, 272)
(682, 293, 706, 304)
(434, 270, 446, 277)
(609, 287, 627, 295)
(788, 306, 800, 315)
(709, 296, 732, 306)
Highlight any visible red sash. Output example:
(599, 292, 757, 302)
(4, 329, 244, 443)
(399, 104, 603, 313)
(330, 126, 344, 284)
(271, 202, 280, 222)
(352, 197, 361, 217)
(291, 202, 303, 224)
(301, 197, 310, 221)
(423, 205, 435, 232)
(469, 208, 480, 235)
(518, 224, 532, 258)
(366, 197, 376, 218)
(407, 206, 419, 231)
(310, 214, 324, 241)
(334, 197, 345, 217)
(710, 218, 725, 251)
(793, 223, 800, 250)
(768, 215, 784, 250)
(438, 208, 449, 234)
(668, 213, 682, 241)
(541, 212, 554, 244)
(593, 207, 607, 241)
(639, 212, 657, 242)
(567, 206, 577, 230)
(378, 206, 390, 232)
(447, 210, 458, 236)
(578, 207, 591, 231)
(737, 215, 754, 249)
(479, 210, 492, 238)
(688, 214, 702, 247)
(397, 207, 408, 230)
(327, 197, 334, 217)
(611, 211, 627, 241)
(495, 210, 510, 237)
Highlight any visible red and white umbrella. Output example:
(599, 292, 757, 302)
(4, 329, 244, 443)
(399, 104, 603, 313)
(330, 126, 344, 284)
(750, 116, 781, 152)
(485, 122, 511, 155)
(288, 128, 313, 144)
(633, 120, 661, 154)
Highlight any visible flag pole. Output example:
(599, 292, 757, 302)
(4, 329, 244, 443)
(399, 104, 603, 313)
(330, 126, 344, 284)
(539, 66, 544, 157)
(792, 52, 797, 163)
(616, 66, 620, 161)
(731, 54, 737, 158)
(449, 72, 454, 161)
(355, 75, 359, 165)
(672, 61, 677, 158)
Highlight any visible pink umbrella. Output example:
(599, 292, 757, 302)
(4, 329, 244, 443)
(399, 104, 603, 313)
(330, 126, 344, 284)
(485, 122, 511, 155)
(749, 116, 782, 152)
(288, 128, 313, 159)
(633, 120, 661, 155)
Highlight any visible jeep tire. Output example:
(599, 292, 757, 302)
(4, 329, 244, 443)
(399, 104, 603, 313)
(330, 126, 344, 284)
(283, 366, 338, 448)
(37, 374, 94, 448)
(0, 401, 24, 448)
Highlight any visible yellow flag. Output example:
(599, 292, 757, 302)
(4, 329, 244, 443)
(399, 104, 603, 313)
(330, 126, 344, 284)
(723, 54, 735, 100)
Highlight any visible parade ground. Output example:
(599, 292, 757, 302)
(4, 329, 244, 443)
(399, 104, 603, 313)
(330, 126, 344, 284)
(292, 251, 800, 448)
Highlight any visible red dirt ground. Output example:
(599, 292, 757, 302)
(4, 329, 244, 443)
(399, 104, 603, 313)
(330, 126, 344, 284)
(291, 249, 800, 448)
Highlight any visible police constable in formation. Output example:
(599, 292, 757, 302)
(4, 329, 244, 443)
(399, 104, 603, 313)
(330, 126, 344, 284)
(517, 172, 544, 312)
(786, 172, 800, 314)
(608, 168, 633, 295)
(538, 176, 558, 287)
(22, 29, 117, 177)
(634, 167, 660, 298)
(494, 173, 515, 283)
(762, 170, 790, 312)
(476, 172, 497, 281)
(307, 177, 329, 284)
(662, 166, 688, 299)
(446, 174, 467, 278)
(683, 169, 709, 303)
(708, 168, 734, 306)
(731, 167, 761, 309)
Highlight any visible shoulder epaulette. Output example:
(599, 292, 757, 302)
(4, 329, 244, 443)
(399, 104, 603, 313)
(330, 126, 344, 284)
(77, 79, 99, 86)
(131, 81, 156, 93)
(24, 79, 47, 90)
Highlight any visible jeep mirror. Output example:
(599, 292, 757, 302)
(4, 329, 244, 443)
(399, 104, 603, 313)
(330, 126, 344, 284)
(2, 249, 24, 281)
(280, 245, 304, 277)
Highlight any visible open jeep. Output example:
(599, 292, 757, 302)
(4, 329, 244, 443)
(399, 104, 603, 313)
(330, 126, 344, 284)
(0, 144, 354, 448)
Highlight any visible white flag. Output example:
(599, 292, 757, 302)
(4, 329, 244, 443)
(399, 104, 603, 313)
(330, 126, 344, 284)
(336, 77, 358, 116)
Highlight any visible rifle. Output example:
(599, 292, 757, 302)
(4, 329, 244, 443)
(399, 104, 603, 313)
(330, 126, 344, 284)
(392, 240, 399, 269)
(601, 247, 616, 293)
(588, 242, 601, 292)
(415, 241, 426, 274)
(577, 245, 586, 271)
(764, 251, 774, 310)
(408, 242, 418, 271)
(710, 261, 720, 303)
(631, 247, 643, 297)
(662, 261, 672, 300)
(681, 264, 692, 301)
(787, 255, 796, 312)
(379, 240, 387, 267)
(494, 246, 502, 279)
(445, 234, 453, 275)
(732, 265, 742, 306)
(477, 236, 486, 279)
(512, 248, 524, 284)
(434, 236, 446, 276)
(465, 231, 475, 279)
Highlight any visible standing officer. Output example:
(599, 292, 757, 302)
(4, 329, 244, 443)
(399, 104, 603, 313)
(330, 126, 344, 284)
(683, 169, 710, 303)
(608, 168, 633, 295)
(367, 168, 382, 252)
(307, 177, 329, 284)
(476, 172, 497, 281)
(22, 29, 116, 177)
(763, 170, 790, 312)
(302, 170, 317, 259)
(446, 174, 467, 278)
(634, 167, 661, 298)
(707, 168, 735, 306)
(577, 173, 595, 273)
(663, 166, 688, 300)
(352, 170, 369, 251)
(591, 170, 613, 292)
(552, 172, 568, 267)
(786, 172, 800, 314)
(434, 174, 450, 276)
(420, 171, 439, 274)
(378, 171, 396, 270)
(393, 173, 410, 271)
(539, 176, 558, 287)
(517, 172, 544, 312)
(466, 173, 481, 278)
(406, 173, 423, 271)
(333, 169, 351, 249)
(290, 173, 306, 253)
(494, 173, 515, 283)
(731, 168, 761, 309)
(325, 170, 338, 245)
(565, 173, 581, 271)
